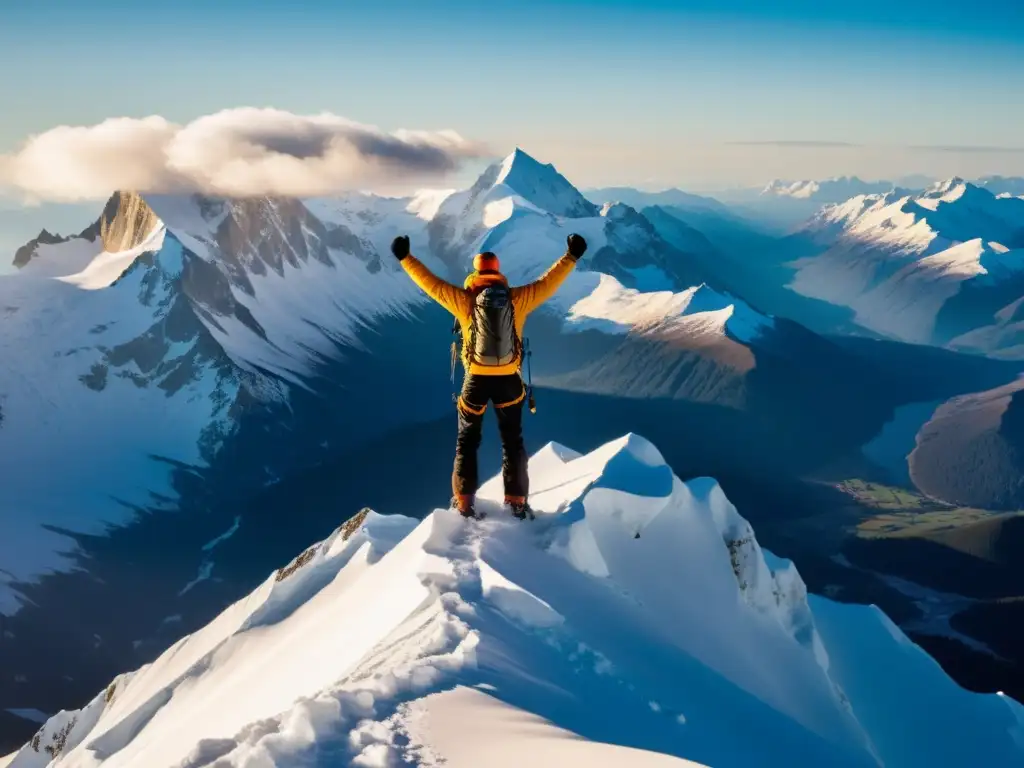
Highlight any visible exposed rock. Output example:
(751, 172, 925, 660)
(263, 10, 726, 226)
(11, 191, 160, 270)
(98, 191, 161, 253)
(12, 229, 76, 269)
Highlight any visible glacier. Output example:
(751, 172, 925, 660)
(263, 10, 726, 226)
(3, 435, 1021, 768)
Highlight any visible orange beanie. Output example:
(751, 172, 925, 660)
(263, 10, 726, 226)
(473, 251, 500, 272)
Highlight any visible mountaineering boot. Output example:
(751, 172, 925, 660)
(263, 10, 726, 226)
(451, 495, 484, 520)
(505, 497, 535, 521)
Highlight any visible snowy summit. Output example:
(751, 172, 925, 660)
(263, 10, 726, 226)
(4, 435, 1022, 768)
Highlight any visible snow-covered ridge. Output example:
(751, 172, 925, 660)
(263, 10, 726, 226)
(494, 147, 600, 219)
(762, 176, 894, 202)
(13, 191, 164, 283)
(424, 148, 603, 274)
(0, 146, 725, 616)
(789, 178, 1024, 347)
(558, 272, 773, 344)
(419, 150, 710, 295)
(7, 434, 1022, 768)
(0, 189, 266, 614)
(805, 178, 1024, 249)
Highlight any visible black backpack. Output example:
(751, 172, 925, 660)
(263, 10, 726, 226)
(468, 283, 519, 366)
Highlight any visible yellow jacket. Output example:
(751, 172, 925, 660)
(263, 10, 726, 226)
(400, 252, 578, 376)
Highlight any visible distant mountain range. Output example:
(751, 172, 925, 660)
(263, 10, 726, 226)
(762, 176, 896, 202)
(788, 178, 1024, 355)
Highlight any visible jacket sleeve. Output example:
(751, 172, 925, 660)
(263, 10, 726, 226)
(400, 255, 470, 319)
(512, 254, 578, 317)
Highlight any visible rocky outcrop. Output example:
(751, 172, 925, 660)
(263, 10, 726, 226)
(98, 192, 161, 253)
(11, 192, 161, 270)
(12, 228, 87, 269)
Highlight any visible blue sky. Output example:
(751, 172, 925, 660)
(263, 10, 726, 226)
(1, 0, 1023, 199)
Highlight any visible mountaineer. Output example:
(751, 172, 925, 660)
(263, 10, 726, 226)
(390, 233, 588, 519)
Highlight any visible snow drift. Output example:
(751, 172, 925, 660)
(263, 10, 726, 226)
(6, 435, 1022, 768)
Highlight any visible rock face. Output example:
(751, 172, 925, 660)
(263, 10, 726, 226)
(11, 192, 162, 272)
(12, 228, 95, 270)
(12, 229, 75, 268)
(97, 192, 162, 253)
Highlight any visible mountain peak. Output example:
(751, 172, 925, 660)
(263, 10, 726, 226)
(928, 176, 968, 193)
(914, 177, 987, 210)
(600, 200, 641, 221)
(490, 147, 599, 218)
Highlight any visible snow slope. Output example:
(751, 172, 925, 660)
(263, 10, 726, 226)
(7, 435, 1022, 768)
(0, 222, 244, 614)
(15, 192, 164, 280)
(15, 236, 106, 280)
(57, 227, 168, 290)
(788, 179, 1024, 347)
(425, 147, 603, 277)
(0, 148, 767, 616)
(145, 193, 432, 387)
(555, 272, 773, 344)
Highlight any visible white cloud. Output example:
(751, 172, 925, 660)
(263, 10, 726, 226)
(0, 108, 489, 202)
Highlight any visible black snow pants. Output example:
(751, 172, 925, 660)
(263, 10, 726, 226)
(453, 373, 529, 501)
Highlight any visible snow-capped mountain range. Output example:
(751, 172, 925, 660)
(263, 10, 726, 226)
(4, 435, 1022, 768)
(786, 178, 1024, 352)
(7, 148, 1024, 761)
(0, 148, 785, 617)
(976, 175, 1024, 199)
(0, 194, 251, 614)
(762, 176, 896, 202)
(8, 150, 1014, 621)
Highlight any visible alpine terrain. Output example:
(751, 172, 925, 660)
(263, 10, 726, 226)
(787, 179, 1024, 354)
(3, 148, 1024, 760)
(3, 436, 1022, 768)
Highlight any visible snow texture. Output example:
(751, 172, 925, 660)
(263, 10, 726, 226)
(788, 179, 1024, 347)
(8, 435, 1022, 768)
(4, 147, 724, 614)
(57, 227, 167, 290)
(0, 226, 239, 613)
(556, 272, 773, 343)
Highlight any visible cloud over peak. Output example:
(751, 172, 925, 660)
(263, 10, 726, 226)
(0, 108, 488, 202)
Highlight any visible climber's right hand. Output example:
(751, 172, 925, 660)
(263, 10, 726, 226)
(566, 233, 587, 260)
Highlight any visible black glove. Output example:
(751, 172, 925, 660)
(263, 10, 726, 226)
(391, 235, 410, 261)
(566, 233, 587, 260)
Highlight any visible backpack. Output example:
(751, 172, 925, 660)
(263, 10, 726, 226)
(468, 283, 519, 367)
